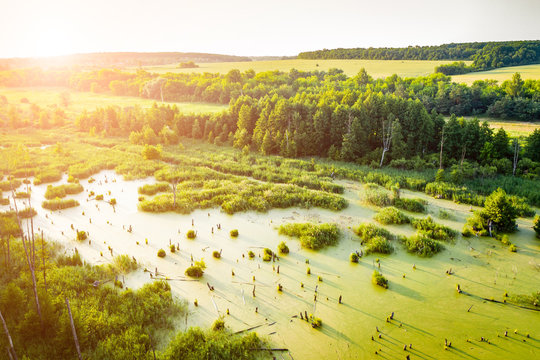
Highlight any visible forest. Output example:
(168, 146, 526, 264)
(297, 40, 540, 73)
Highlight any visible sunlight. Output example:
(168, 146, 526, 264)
(32, 25, 75, 57)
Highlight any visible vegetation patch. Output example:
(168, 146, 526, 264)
(372, 270, 388, 289)
(44, 183, 83, 200)
(138, 182, 171, 195)
(402, 233, 444, 257)
(374, 207, 411, 225)
(278, 223, 340, 250)
(42, 198, 79, 210)
(411, 216, 457, 242)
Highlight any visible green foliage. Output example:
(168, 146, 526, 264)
(278, 223, 340, 250)
(349, 252, 359, 263)
(212, 250, 221, 259)
(211, 317, 225, 331)
(56, 249, 83, 266)
(76, 230, 87, 241)
(374, 207, 411, 225)
(393, 198, 426, 213)
(95, 194, 104, 200)
(111, 254, 139, 274)
(482, 188, 518, 233)
(138, 182, 170, 195)
(411, 216, 457, 242)
(372, 270, 388, 289)
(247, 250, 255, 258)
(363, 183, 392, 207)
(364, 236, 394, 254)
(170, 244, 176, 253)
(534, 215, 540, 239)
(44, 183, 83, 200)
(161, 328, 264, 360)
(142, 144, 162, 159)
(42, 198, 79, 210)
(33, 168, 62, 185)
(185, 263, 204, 277)
(186, 230, 196, 239)
(354, 223, 394, 242)
(402, 233, 444, 256)
(157, 249, 166, 258)
(230, 229, 239, 237)
(277, 241, 289, 254)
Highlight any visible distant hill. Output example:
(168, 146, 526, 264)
(298, 40, 540, 72)
(0, 52, 252, 70)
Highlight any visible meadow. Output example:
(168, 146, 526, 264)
(137, 59, 467, 78)
(452, 63, 540, 85)
(0, 86, 227, 117)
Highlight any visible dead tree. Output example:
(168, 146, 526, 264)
(10, 186, 42, 323)
(512, 139, 520, 176)
(65, 298, 82, 360)
(0, 309, 17, 360)
(379, 116, 395, 168)
(439, 127, 445, 170)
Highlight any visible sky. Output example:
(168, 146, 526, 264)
(0, 0, 539, 58)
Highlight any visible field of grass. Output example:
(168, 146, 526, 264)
(454, 116, 540, 137)
(0, 86, 227, 117)
(137, 59, 468, 78)
(452, 63, 540, 85)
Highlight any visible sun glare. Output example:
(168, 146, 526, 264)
(32, 26, 75, 58)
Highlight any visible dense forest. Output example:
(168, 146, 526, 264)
(0, 52, 252, 70)
(1, 67, 539, 120)
(297, 40, 540, 73)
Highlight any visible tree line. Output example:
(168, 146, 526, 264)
(297, 40, 540, 73)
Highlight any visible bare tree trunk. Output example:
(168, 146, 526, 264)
(460, 145, 467, 168)
(439, 128, 445, 170)
(10, 187, 42, 323)
(379, 118, 394, 168)
(512, 139, 519, 176)
(41, 230, 47, 291)
(65, 298, 83, 360)
(0, 309, 17, 360)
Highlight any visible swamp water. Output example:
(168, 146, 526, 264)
(4, 171, 539, 359)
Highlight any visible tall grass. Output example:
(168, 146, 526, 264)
(44, 183, 84, 199)
(42, 198, 79, 210)
(278, 223, 340, 250)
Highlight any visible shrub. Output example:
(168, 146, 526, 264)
(211, 317, 225, 331)
(112, 254, 138, 274)
(157, 249, 166, 258)
(15, 191, 30, 199)
(277, 241, 289, 254)
(509, 244, 517, 252)
(438, 209, 454, 220)
(310, 315, 322, 329)
(354, 223, 394, 242)
(374, 207, 410, 225)
(42, 198, 79, 210)
(56, 249, 82, 266)
(212, 250, 221, 259)
(372, 270, 388, 288)
(185, 261, 205, 277)
(394, 198, 426, 213)
(278, 223, 340, 250)
(350, 252, 359, 263)
(411, 216, 457, 242)
(248, 250, 255, 258)
(138, 182, 170, 195)
(402, 233, 444, 257)
(364, 236, 394, 254)
(170, 244, 176, 253)
(363, 184, 392, 207)
(95, 194, 104, 200)
(44, 183, 83, 200)
(17, 207, 37, 218)
(483, 188, 518, 233)
(76, 230, 87, 241)
(110, 198, 117, 206)
(534, 215, 540, 239)
(230, 229, 239, 237)
(186, 230, 196, 239)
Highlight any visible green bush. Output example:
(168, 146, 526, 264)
(170, 244, 176, 253)
(42, 198, 79, 210)
(185, 265, 204, 277)
(354, 223, 394, 242)
(157, 249, 166, 258)
(111, 254, 138, 274)
(411, 216, 457, 242)
(534, 215, 540, 239)
(364, 236, 394, 254)
(402, 233, 444, 257)
(374, 207, 410, 225)
(230, 229, 239, 237)
(186, 230, 196, 239)
(278, 223, 340, 250)
(76, 230, 87, 241)
(350, 252, 359, 263)
(15, 191, 30, 199)
(212, 250, 221, 259)
(138, 182, 170, 195)
(363, 184, 392, 207)
(277, 241, 289, 254)
(95, 194, 104, 200)
(44, 183, 83, 200)
(211, 317, 225, 331)
(248, 250, 255, 258)
(394, 198, 426, 213)
(372, 270, 388, 288)
(465, 188, 519, 235)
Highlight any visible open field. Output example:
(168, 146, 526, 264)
(137, 59, 469, 78)
(452, 63, 540, 85)
(448, 116, 540, 137)
(0, 86, 227, 117)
